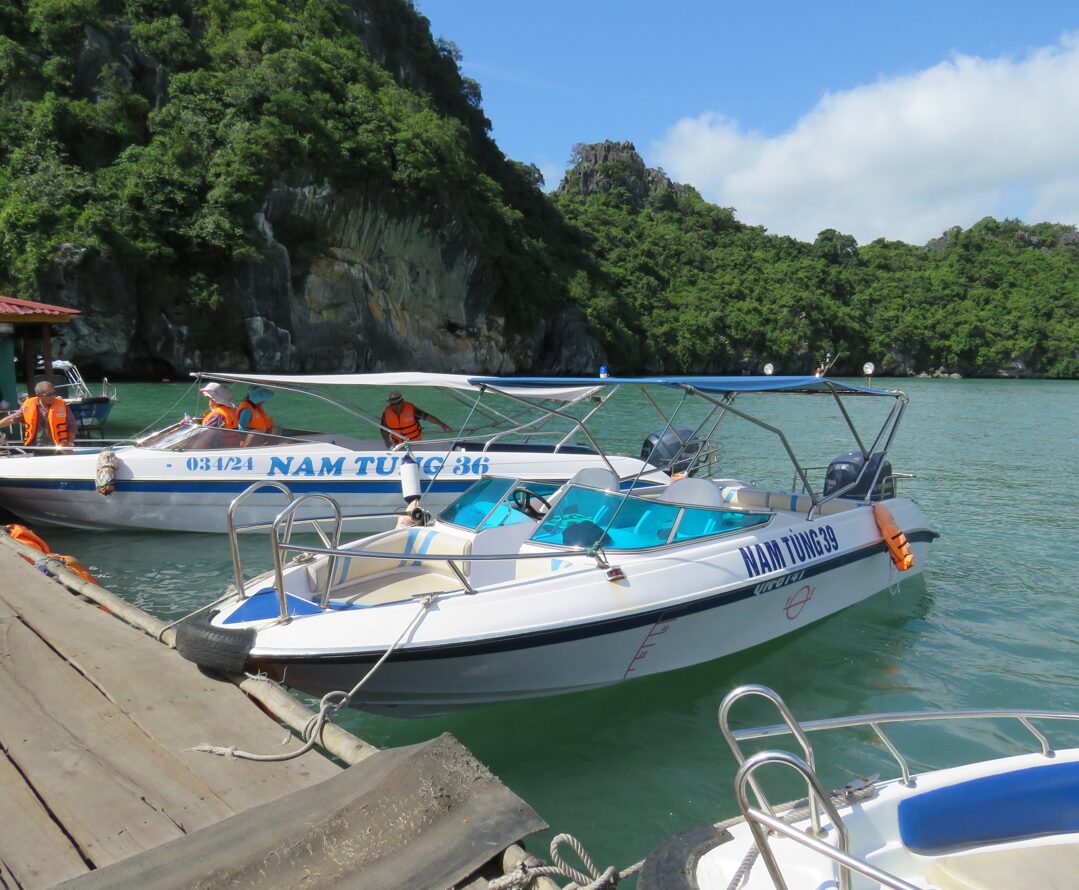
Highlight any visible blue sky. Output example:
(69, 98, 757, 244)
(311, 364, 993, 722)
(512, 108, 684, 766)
(418, 1, 1079, 244)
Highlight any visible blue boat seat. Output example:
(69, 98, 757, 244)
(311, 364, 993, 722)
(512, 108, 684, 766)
(898, 760, 1079, 855)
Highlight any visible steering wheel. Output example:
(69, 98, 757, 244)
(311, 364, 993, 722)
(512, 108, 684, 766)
(511, 487, 552, 520)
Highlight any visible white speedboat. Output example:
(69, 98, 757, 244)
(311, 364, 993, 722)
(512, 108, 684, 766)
(637, 685, 1079, 890)
(176, 376, 937, 715)
(0, 372, 671, 532)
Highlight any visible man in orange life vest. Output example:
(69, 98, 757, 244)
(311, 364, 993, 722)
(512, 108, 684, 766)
(0, 379, 74, 450)
(380, 390, 451, 447)
(237, 387, 274, 433)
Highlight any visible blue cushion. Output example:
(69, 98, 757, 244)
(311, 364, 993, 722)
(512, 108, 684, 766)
(221, 587, 360, 624)
(898, 761, 1079, 855)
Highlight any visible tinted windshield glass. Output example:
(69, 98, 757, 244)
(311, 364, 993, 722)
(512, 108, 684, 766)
(440, 477, 516, 530)
(532, 485, 771, 550)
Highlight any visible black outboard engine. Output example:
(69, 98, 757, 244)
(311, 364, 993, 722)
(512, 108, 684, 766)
(641, 427, 703, 476)
(823, 451, 895, 500)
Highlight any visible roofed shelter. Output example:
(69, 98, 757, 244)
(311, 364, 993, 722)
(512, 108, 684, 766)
(0, 295, 81, 411)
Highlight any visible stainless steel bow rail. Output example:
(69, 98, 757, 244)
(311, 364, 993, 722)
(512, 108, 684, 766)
(718, 684, 1079, 890)
(225, 483, 616, 622)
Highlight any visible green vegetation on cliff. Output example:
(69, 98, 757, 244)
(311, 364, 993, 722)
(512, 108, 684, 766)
(0, 0, 573, 325)
(0, 1, 1075, 376)
(553, 151, 1079, 377)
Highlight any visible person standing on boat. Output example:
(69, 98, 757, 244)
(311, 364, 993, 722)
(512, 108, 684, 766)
(237, 387, 274, 433)
(0, 380, 74, 449)
(380, 390, 451, 447)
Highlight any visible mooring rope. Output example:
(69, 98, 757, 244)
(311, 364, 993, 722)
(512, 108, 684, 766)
(192, 593, 437, 762)
(489, 833, 644, 890)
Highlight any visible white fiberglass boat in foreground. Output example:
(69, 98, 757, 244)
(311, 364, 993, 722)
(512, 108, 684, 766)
(0, 372, 669, 532)
(637, 685, 1079, 890)
(176, 375, 937, 715)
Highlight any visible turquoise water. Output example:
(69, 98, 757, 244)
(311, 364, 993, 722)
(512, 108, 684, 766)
(40, 378, 1079, 876)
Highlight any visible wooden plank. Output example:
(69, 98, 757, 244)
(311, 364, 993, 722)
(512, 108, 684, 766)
(0, 608, 237, 868)
(0, 751, 89, 888)
(0, 553, 339, 810)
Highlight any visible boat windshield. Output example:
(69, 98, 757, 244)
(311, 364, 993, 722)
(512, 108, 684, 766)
(440, 477, 561, 531)
(137, 423, 300, 451)
(531, 485, 770, 551)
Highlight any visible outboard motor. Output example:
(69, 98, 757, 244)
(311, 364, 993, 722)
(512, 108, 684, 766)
(641, 427, 703, 476)
(823, 451, 895, 500)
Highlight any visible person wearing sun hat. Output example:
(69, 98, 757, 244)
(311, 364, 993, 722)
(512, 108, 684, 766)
(380, 389, 451, 447)
(197, 381, 238, 429)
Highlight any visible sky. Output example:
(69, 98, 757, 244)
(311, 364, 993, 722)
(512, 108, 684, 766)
(418, 1, 1079, 245)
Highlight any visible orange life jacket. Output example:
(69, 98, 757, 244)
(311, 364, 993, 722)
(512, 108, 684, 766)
(5, 523, 50, 554)
(20, 396, 73, 447)
(237, 399, 273, 432)
(200, 403, 239, 429)
(382, 402, 422, 443)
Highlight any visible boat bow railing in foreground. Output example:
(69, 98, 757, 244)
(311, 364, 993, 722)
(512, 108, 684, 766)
(719, 683, 1079, 890)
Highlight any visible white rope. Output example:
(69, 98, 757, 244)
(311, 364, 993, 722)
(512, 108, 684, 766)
(488, 833, 643, 889)
(192, 594, 437, 762)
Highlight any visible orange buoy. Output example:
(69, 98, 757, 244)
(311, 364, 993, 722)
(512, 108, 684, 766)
(873, 503, 914, 571)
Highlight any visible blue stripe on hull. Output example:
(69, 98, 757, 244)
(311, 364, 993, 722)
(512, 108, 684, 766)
(253, 530, 936, 667)
(0, 478, 476, 494)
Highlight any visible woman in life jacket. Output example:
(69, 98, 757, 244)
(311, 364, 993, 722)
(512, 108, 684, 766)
(0, 380, 74, 450)
(191, 381, 239, 447)
(380, 390, 451, 447)
(237, 386, 275, 446)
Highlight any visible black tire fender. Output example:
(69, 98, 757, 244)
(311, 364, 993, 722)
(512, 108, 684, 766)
(175, 611, 256, 674)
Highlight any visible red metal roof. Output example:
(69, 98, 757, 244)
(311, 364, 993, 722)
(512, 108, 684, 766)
(0, 295, 81, 321)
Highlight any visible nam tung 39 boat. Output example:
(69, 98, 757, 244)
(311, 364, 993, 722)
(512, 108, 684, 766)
(0, 372, 673, 533)
(176, 375, 937, 716)
(638, 684, 1079, 890)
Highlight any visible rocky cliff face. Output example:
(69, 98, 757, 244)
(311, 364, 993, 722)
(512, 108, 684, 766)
(557, 140, 697, 210)
(31, 11, 606, 379)
(41, 179, 605, 377)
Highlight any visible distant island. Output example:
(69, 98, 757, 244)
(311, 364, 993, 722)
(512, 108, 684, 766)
(0, 0, 1075, 378)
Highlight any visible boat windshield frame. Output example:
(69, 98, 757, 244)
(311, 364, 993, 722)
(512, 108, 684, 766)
(473, 376, 910, 514)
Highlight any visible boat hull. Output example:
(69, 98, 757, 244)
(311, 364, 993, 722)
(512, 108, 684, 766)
(0, 445, 661, 533)
(238, 508, 934, 716)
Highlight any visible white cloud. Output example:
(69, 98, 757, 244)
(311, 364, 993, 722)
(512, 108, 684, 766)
(653, 34, 1079, 244)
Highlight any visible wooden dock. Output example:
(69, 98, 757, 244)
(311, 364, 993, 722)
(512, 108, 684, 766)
(0, 534, 545, 889)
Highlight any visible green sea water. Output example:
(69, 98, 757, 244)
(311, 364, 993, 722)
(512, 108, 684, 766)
(39, 377, 1079, 878)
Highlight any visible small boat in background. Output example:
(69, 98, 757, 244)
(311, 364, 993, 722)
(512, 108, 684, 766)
(638, 685, 1079, 890)
(43, 359, 118, 435)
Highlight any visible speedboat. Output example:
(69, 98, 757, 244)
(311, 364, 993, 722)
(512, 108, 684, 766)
(40, 359, 118, 434)
(0, 372, 673, 532)
(637, 684, 1079, 890)
(176, 375, 937, 715)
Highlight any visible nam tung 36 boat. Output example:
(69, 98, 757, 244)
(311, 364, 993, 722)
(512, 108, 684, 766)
(0, 372, 673, 533)
(638, 684, 1079, 890)
(176, 375, 937, 716)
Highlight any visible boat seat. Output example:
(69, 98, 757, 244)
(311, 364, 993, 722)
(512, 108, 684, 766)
(308, 528, 473, 593)
(718, 485, 856, 517)
(568, 467, 620, 491)
(898, 760, 1079, 855)
(659, 477, 722, 507)
(928, 842, 1079, 890)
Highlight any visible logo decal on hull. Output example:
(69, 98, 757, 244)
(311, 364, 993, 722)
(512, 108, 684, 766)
(783, 585, 815, 620)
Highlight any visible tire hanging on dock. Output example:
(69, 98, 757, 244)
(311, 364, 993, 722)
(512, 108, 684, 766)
(96, 447, 116, 495)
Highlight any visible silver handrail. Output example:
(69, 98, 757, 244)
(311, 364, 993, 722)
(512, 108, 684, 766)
(721, 685, 1079, 889)
(269, 494, 343, 621)
(736, 750, 920, 890)
(720, 685, 825, 835)
(227, 481, 295, 599)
